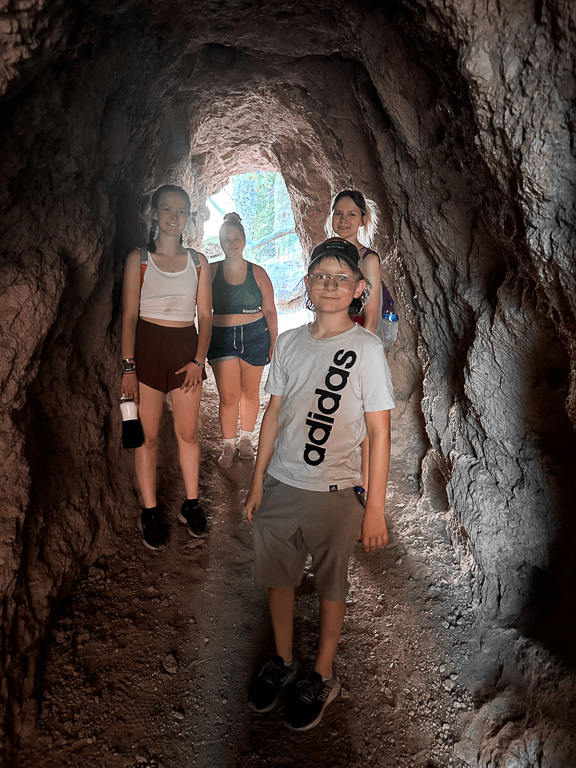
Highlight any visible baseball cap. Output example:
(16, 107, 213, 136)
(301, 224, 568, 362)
(308, 237, 360, 271)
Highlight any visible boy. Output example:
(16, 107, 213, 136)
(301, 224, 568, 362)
(245, 237, 395, 731)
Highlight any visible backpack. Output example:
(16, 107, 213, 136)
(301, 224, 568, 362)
(360, 248, 393, 317)
(359, 247, 397, 350)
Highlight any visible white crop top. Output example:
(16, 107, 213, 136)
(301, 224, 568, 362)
(139, 250, 198, 322)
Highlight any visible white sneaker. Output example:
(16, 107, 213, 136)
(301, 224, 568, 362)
(217, 443, 235, 468)
(237, 436, 254, 460)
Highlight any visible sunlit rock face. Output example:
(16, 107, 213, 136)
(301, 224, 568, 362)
(1, 0, 574, 758)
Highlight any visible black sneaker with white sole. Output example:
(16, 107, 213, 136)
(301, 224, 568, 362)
(284, 670, 341, 731)
(140, 507, 169, 550)
(247, 655, 301, 712)
(178, 499, 209, 537)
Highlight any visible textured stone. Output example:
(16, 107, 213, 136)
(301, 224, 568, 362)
(0, 0, 575, 761)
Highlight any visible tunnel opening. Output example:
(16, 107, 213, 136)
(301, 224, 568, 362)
(202, 171, 307, 319)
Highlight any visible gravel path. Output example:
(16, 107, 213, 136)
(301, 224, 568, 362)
(18, 375, 480, 768)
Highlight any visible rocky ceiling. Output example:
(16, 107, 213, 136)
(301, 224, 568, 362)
(1, 0, 575, 758)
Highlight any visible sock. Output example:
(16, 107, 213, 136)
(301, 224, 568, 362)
(322, 674, 333, 682)
(185, 498, 198, 507)
(223, 438, 236, 448)
(283, 658, 294, 667)
(240, 429, 253, 440)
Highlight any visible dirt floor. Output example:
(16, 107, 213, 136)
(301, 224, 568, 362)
(17, 371, 481, 768)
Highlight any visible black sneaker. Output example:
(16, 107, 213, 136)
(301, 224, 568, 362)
(140, 507, 169, 550)
(284, 670, 341, 731)
(178, 500, 209, 537)
(247, 655, 301, 713)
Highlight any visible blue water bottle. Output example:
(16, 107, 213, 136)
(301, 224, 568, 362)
(381, 301, 399, 352)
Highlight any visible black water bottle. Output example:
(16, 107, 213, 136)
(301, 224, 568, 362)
(120, 396, 144, 449)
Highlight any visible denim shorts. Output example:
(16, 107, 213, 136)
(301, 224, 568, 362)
(207, 316, 271, 367)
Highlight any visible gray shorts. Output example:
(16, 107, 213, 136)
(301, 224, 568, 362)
(253, 474, 365, 602)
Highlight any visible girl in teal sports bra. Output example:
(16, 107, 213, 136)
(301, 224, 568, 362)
(208, 212, 278, 468)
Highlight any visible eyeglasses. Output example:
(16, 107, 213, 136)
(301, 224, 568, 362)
(307, 273, 359, 290)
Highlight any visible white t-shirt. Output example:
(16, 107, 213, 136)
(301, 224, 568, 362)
(265, 323, 395, 492)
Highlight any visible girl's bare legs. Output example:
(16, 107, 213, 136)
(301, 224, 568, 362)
(238, 358, 265, 431)
(170, 383, 203, 499)
(134, 382, 165, 507)
(211, 358, 266, 437)
(211, 358, 242, 439)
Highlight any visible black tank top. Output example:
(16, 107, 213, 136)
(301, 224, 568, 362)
(212, 261, 263, 315)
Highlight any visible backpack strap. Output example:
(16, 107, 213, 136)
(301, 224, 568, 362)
(359, 246, 380, 262)
(139, 247, 201, 290)
(188, 248, 202, 280)
(139, 247, 149, 288)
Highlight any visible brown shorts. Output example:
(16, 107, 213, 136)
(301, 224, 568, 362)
(253, 474, 365, 602)
(134, 319, 207, 394)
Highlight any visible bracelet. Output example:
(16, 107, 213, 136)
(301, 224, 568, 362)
(191, 359, 205, 369)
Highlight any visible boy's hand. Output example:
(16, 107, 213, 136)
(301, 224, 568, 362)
(361, 508, 388, 553)
(245, 480, 263, 526)
(243, 396, 280, 526)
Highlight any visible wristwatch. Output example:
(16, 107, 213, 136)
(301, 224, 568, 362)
(122, 358, 136, 374)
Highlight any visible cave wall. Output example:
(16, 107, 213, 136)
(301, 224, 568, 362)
(372, 1, 576, 632)
(0, 10, 222, 745)
(1, 0, 575, 755)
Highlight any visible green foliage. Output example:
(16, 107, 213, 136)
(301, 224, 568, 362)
(232, 172, 276, 262)
(205, 171, 303, 266)
(202, 234, 223, 261)
(274, 174, 301, 263)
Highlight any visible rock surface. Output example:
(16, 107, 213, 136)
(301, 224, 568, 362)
(1, 0, 575, 764)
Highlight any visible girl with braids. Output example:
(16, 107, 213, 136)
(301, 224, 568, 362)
(326, 190, 393, 341)
(121, 184, 212, 550)
(208, 212, 277, 469)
